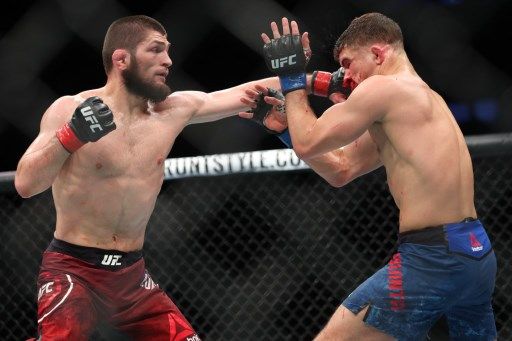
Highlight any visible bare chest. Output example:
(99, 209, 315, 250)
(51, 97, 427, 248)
(73, 118, 179, 177)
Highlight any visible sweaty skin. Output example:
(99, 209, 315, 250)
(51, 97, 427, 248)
(289, 71, 476, 232)
(280, 27, 476, 233)
(15, 30, 280, 251)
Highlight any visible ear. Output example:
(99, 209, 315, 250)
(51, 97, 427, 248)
(112, 49, 130, 71)
(370, 45, 387, 65)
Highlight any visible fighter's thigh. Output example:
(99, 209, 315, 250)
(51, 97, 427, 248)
(36, 272, 96, 340)
(314, 305, 395, 341)
(446, 303, 497, 341)
(118, 290, 200, 341)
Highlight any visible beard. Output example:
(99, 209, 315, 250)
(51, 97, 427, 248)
(122, 58, 171, 102)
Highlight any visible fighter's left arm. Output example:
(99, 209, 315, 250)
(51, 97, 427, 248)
(183, 77, 282, 125)
(286, 76, 389, 159)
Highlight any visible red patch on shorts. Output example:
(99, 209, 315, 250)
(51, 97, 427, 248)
(388, 253, 405, 311)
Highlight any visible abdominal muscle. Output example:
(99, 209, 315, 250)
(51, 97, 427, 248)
(52, 169, 164, 252)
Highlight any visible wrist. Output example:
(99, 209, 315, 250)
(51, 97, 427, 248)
(56, 122, 85, 153)
(279, 73, 307, 94)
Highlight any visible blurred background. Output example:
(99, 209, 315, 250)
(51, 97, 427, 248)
(1, 0, 511, 171)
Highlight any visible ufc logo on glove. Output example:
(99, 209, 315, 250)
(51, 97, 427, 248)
(80, 106, 104, 133)
(271, 54, 297, 69)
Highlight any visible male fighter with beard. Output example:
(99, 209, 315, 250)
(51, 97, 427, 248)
(14, 15, 288, 340)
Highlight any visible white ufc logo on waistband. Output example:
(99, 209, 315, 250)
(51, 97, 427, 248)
(101, 254, 122, 266)
(271, 54, 297, 69)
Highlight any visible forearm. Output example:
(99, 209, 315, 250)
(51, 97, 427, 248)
(285, 90, 318, 157)
(302, 149, 352, 188)
(15, 136, 69, 197)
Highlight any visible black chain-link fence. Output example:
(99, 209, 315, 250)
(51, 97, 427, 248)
(0, 135, 511, 340)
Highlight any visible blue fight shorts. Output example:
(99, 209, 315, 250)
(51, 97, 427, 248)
(342, 218, 497, 341)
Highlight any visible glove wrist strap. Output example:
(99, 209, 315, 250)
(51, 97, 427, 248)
(312, 71, 332, 97)
(277, 129, 293, 148)
(279, 73, 307, 94)
(56, 122, 85, 153)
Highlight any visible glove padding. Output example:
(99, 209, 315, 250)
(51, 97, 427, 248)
(249, 88, 285, 134)
(56, 96, 116, 152)
(70, 96, 116, 142)
(311, 67, 351, 98)
(263, 35, 308, 94)
(263, 35, 307, 75)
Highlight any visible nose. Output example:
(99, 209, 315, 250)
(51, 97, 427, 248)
(163, 53, 172, 68)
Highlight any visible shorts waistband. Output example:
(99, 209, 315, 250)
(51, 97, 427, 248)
(398, 217, 479, 246)
(47, 238, 143, 270)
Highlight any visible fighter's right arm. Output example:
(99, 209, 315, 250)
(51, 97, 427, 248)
(303, 131, 382, 188)
(15, 96, 115, 198)
(15, 97, 74, 198)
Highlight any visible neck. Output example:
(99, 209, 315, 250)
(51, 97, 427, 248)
(104, 77, 149, 114)
(378, 51, 417, 76)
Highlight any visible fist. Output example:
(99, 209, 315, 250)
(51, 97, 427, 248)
(311, 67, 352, 99)
(56, 96, 116, 153)
(70, 96, 116, 142)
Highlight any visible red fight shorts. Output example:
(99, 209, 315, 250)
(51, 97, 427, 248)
(34, 238, 200, 341)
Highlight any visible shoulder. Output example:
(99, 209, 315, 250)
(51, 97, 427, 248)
(150, 90, 208, 118)
(49, 89, 104, 112)
(43, 88, 104, 123)
(356, 75, 410, 98)
(354, 75, 426, 108)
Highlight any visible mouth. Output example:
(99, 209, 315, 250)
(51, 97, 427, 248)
(155, 71, 168, 81)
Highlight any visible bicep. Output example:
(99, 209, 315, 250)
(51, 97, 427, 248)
(305, 79, 387, 156)
(23, 98, 72, 156)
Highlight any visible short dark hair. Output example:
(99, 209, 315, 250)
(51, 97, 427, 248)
(333, 12, 403, 60)
(102, 15, 167, 74)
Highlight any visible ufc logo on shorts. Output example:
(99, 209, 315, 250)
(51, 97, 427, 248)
(271, 54, 297, 69)
(101, 254, 122, 266)
(80, 106, 103, 133)
(38, 281, 54, 301)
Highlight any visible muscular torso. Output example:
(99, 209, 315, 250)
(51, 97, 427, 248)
(53, 90, 190, 251)
(367, 75, 476, 231)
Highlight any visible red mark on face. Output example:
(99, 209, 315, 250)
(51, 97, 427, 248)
(96, 163, 102, 170)
(157, 157, 164, 166)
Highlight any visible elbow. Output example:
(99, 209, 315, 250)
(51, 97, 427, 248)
(14, 165, 38, 199)
(326, 174, 350, 188)
(325, 167, 354, 188)
(15, 176, 32, 198)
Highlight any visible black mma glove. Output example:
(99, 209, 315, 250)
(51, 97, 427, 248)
(56, 96, 116, 152)
(311, 67, 352, 98)
(248, 88, 292, 148)
(263, 35, 308, 94)
(249, 88, 285, 134)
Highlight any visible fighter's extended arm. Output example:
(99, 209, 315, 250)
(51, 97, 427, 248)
(173, 77, 281, 125)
